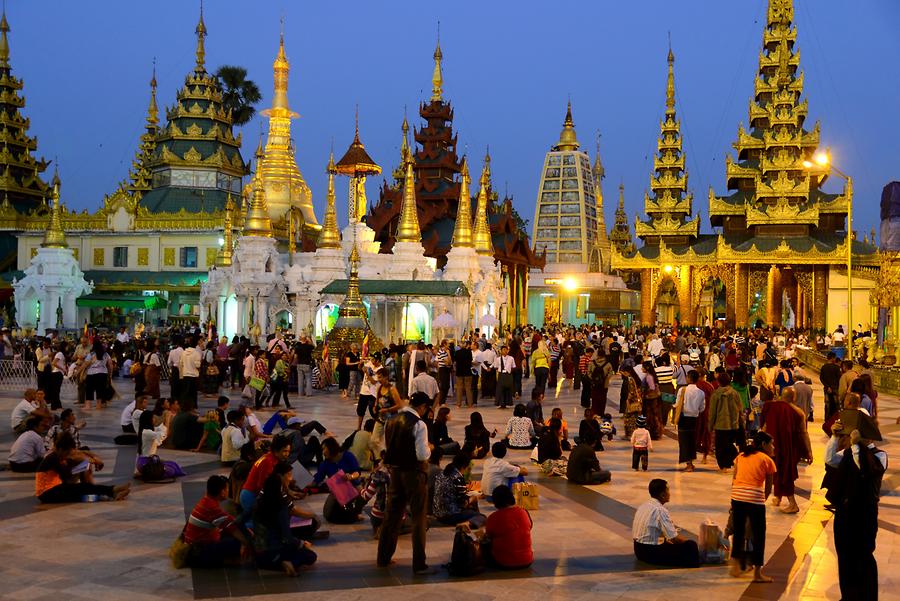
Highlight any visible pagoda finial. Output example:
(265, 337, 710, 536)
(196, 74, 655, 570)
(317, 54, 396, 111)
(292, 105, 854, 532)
(593, 131, 604, 180)
(396, 158, 422, 243)
(451, 157, 474, 248)
(271, 20, 290, 111)
(554, 101, 579, 151)
(0, 7, 10, 67)
(243, 171, 273, 237)
(431, 24, 443, 102)
(147, 60, 159, 125)
(618, 182, 625, 211)
(318, 152, 342, 249)
(42, 183, 67, 249)
(473, 163, 493, 257)
(194, 0, 207, 73)
(666, 37, 675, 111)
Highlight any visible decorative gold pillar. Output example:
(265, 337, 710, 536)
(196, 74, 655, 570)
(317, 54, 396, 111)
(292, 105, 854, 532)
(796, 281, 804, 329)
(640, 269, 654, 325)
(812, 266, 827, 331)
(678, 266, 692, 326)
(767, 266, 783, 327)
(734, 264, 748, 328)
(521, 269, 529, 326)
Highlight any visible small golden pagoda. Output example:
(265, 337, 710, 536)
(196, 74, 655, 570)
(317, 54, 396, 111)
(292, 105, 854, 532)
(450, 158, 474, 248)
(316, 152, 342, 249)
(472, 150, 494, 257)
(395, 159, 422, 243)
(325, 244, 383, 356)
(334, 115, 382, 224)
(41, 184, 66, 249)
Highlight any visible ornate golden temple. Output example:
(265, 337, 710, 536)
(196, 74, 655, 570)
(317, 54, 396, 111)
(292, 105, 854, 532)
(611, 0, 879, 331)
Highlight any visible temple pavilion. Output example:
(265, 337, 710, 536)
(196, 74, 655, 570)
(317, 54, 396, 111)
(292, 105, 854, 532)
(611, 0, 879, 332)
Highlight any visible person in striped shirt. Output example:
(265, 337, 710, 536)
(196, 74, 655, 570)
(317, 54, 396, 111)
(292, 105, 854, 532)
(435, 340, 452, 406)
(184, 475, 253, 567)
(653, 354, 676, 426)
(578, 347, 594, 409)
(729, 431, 776, 582)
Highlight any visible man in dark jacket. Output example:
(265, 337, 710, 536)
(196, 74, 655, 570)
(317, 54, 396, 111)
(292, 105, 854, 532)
(454, 342, 474, 408)
(566, 433, 611, 484)
(819, 352, 842, 419)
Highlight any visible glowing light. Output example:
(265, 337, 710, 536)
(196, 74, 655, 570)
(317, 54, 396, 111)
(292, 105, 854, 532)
(814, 150, 829, 166)
(663, 265, 674, 274)
(217, 237, 225, 246)
(802, 160, 813, 169)
(563, 277, 578, 292)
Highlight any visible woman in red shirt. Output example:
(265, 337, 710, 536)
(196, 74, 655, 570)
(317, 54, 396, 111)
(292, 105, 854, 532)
(472, 484, 533, 569)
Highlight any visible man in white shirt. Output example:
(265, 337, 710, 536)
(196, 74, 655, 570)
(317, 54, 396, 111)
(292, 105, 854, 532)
(492, 345, 516, 409)
(179, 338, 202, 410)
(120, 399, 137, 432)
(409, 360, 439, 407)
(481, 441, 527, 498)
(11, 393, 42, 434)
(675, 371, 706, 471)
(167, 339, 184, 400)
(632, 478, 700, 568)
(131, 396, 148, 434)
(116, 327, 130, 345)
(8, 416, 50, 472)
(221, 410, 249, 465)
(647, 334, 664, 358)
(479, 344, 497, 401)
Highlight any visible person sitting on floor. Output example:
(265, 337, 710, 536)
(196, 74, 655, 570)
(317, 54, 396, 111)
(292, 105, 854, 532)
(283, 416, 331, 468)
(193, 410, 223, 453)
(35, 432, 130, 503)
(252, 462, 318, 576)
(632, 478, 700, 568)
(240, 434, 293, 523)
(566, 431, 611, 485)
(481, 441, 528, 500)
(183, 475, 254, 568)
(346, 419, 375, 471)
(9, 415, 50, 472)
(433, 452, 486, 527)
(462, 484, 534, 570)
(546, 407, 571, 450)
(45, 408, 88, 451)
(360, 452, 394, 537)
(312, 437, 362, 487)
(505, 403, 537, 449)
(135, 409, 185, 480)
(221, 410, 250, 466)
(11, 389, 50, 435)
(463, 412, 496, 460)
(537, 418, 567, 476)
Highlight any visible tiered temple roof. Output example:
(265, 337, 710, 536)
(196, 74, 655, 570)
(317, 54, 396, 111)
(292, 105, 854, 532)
(367, 42, 543, 271)
(121, 67, 160, 197)
(609, 183, 635, 256)
(634, 46, 699, 245)
(0, 11, 50, 213)
(140, 7, 247, 214)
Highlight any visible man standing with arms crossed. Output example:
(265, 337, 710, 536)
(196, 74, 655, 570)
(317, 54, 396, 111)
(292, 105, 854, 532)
(377, 392, 435, 575)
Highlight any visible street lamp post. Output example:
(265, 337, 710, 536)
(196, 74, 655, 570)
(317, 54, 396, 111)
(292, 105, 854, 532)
(804, 149, 853, 346)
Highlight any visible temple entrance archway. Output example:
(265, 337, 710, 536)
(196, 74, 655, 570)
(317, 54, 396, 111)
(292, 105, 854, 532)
(654, 275, 679, 325)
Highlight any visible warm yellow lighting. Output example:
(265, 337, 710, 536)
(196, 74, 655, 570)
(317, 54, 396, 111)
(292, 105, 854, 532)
(814, 150, 829, 166)
(802, 160, 813, 169)
(663, 264, 674, 274)
(563, 277, 578, 292)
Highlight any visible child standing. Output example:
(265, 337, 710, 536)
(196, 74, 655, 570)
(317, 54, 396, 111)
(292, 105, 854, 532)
(631, 415, 652, 471)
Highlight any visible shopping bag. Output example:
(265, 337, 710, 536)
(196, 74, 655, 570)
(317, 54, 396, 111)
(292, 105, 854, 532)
(698, 520, 727, 564)
(512, 482, 539, 510)
(325, 469, 359, 506)
(249, 377, 266, 391)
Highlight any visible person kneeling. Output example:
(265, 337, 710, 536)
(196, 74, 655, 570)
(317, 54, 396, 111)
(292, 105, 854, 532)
(632, 478, 700, 568)
(36, 432, 130, 503)
(253, 462, 318, 576)
(566, 432, 611, 485)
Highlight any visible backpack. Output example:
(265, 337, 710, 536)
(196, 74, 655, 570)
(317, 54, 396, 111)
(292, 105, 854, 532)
(139, 454, 167, 482)
(448, 528, 484, 576)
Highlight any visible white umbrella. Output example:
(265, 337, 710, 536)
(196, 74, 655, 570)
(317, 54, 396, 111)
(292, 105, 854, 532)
(432, 311, 458, 328)
(479, 313, 499, 327)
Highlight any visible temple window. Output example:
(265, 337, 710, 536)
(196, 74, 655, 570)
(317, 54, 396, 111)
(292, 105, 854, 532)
(113, 246, 128, 268)
(180, 247, 198, 268)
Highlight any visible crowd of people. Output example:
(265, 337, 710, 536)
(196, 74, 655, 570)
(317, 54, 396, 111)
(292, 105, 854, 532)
(2, 320, 888, 596)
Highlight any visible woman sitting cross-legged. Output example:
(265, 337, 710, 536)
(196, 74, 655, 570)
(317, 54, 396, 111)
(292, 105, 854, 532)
(314, 437, 365, 524)
(460, 484, 533, 570)
(253, 462, 318, 576)
(36, 431, 131, 503)
(505, 403, 537, 449)
(432, 453, 486, 528)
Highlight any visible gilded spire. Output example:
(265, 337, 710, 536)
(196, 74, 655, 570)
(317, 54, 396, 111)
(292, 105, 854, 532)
(243, 171, 273, 238)
(609, 183, 635, 255)
(554, 101, 580, 151)
(217, 194, 234, 266)
(472, 158, 493, 256)
(345, 243, 364, 309)
(317, 152, 342, 249)
(194, 1, 207, 73)
(272, 23, 290, 112)
(431, 34, 443, 102)
(392, 113, 411, 183)
(396, 159, 422, 243)
(451, 158, 474, 248)
(148, 61, 159, 125)
(666, 42, 675, 111)
(42, 184, 66, 249)
(0, 9, 10, 67)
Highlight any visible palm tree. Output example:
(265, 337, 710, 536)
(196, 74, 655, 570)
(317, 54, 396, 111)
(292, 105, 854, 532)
(215, 66, 261, 126)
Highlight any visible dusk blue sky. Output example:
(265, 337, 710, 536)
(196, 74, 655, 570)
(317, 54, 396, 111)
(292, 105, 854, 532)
(10, 1, 900, 238)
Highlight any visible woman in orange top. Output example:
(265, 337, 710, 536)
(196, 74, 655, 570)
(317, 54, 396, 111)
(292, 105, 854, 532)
(36, 432, 130, 503)
(729, 431, 776, 583)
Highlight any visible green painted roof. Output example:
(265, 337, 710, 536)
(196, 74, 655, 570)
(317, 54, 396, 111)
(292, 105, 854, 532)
(139, 187, 232, 213)
(83, 270, 208, 288)
(320, 279, 468, 297)
(76, 293, 167, 310)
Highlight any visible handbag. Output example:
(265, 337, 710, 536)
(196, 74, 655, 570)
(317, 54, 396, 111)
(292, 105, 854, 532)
(241, 384, 254, 399)
(448, 528, 484, 576)
(325, 469, 360, 506)
(512, 481, 539, 510)
(206, 363, 219, 377)
(249, 376, 266, 391)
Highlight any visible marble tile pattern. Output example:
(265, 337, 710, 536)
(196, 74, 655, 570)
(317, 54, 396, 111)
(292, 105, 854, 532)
(0, 370, 897, 600)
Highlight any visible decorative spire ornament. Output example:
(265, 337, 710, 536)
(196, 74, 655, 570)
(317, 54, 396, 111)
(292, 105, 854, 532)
(243, 170, 273, 238)
(317, 152, 342, 249)
(431, 29, 443, 102)
(450, 158, 474, 248)
(194, 1, 207, 73)
(42, 184, 66, 249)
(216, 194, 234, 266)
(472, 157, 493, 257)
(554, 101, 579, 151)
(395, 159, 422, 243)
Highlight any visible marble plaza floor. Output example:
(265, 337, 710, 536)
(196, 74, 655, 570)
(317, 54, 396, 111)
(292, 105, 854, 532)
(1, 372, 898, 601)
